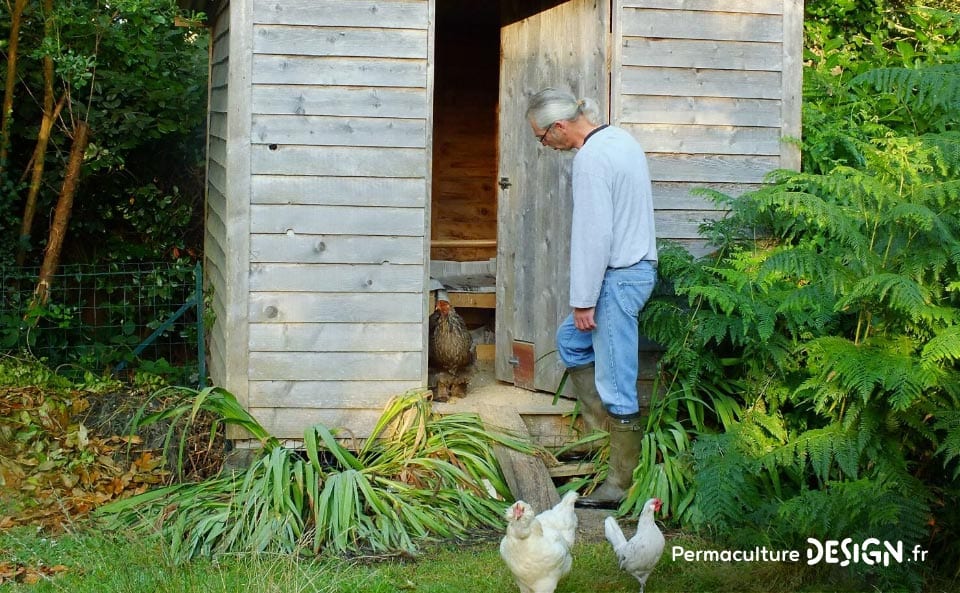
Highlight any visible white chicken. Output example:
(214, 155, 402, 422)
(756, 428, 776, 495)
(500, 490, 579, 593)
(604, 497, 665, 593)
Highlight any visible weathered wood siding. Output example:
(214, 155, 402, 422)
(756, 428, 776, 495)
(204, 0, 233, 398)
(244, 0, 432, 438)
(614, 0, 803, 255)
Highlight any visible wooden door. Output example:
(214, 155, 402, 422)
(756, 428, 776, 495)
(495, 0, 611, 392)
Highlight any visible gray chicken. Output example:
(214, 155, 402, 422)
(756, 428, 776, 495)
(604, 497, 665, 593)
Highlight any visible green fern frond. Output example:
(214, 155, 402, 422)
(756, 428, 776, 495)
(835, 273, 932, 322)
(803, 335, 934, 412)
(913, 179, 960, 216)
(691, 433, 760, 530)
(760, 245, 835, 284)
(803, 336, 877, 403)
(775, 476, 930, 547)
(934, 410, 960, 478)
(882, 200, 939, 233)
(684, 284, 741, 316)
(785, 424, 860, 481)
(921, 325, 960, 367)
(850, 63, 960, 113)
(922, 131, 960, 175)
(775, 283, 840, 334)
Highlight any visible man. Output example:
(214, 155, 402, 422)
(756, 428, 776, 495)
(526, 88, 658, 505)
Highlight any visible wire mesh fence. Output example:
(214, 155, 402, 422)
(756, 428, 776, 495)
(0, 261, 204, 386)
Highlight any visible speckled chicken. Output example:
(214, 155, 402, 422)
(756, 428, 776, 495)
(428, 299, 475, 401)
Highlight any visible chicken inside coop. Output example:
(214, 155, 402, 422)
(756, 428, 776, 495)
(428, 295, 476, 402)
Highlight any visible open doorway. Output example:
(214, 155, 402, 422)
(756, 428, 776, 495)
(431, 1, 500, 264)
(429, 1, 502, 369)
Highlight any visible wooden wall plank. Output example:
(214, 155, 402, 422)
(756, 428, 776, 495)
(251, 115, 426, 148)
(210, 87, 228, 111)
(254, 0, 428, 28)
(648, 154, 779, 183)
(248, 263, 424, 292)
(622, 38, 782, 71)
(654, 209, 728, 239)
(652, 181, 756, 209)
(622, 8, 783, 42)
(254, 25, 428, 59)
(209, 112, 227, 140)
(251, 145, 427, 177)
(207, 156, 226, 196)
(210, 60, 229, 88)
(623, 0, 782, 14)
(249, 381, 420, 408)
(620, 95, 782, 127)
(252, 175, 426, 207)
(211, 33, 230, 63)
(253, 55, 426, 87)
(621, 67, 782, 99)
(781, 0, 803, 171)
(249, 204, 425, 236)
(205, 250, 226, 296)
(625, 123, 781, 155)
(251, 234, 424, 264)
(249, 408, 386, 438)
(249, 293, 423, 323)
(252, 85, 427, 118)
(249, 351, 422, 381)
(249, 322, 423, 352)
(206, 186, 227, 237)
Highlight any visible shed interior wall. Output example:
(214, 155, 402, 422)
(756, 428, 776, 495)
(429, 3, 500, 263)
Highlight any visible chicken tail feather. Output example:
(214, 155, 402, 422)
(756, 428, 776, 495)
(604, 516, 627, 549)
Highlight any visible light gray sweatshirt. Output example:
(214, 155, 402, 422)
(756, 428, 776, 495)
(569, 125, 657, 308)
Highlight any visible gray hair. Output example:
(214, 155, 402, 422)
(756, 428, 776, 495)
(525, 88, 601, 128)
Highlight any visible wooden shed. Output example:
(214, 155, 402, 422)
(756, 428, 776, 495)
(181, 0, 802, 442)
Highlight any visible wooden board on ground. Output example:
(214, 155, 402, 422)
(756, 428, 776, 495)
(476, 403, 559, 513)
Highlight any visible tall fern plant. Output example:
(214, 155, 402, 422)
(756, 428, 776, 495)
(636, 59, 960, 587)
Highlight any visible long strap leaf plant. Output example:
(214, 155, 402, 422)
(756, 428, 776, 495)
(95, 387, 537, 563)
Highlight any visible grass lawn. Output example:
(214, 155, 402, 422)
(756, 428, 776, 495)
(4, 522, 947, 593)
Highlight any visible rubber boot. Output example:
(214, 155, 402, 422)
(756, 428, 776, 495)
(566, 364, 610, 435)
(579, 415, 644, 508)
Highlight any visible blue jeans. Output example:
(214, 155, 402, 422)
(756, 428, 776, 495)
(556, 261, 657, 417)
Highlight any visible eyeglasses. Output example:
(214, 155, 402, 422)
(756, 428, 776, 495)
(538, 121, 556, 144)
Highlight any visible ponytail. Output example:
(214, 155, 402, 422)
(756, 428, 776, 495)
(526, 88, 601, 127)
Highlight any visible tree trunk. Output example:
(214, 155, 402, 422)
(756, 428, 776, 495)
(33, 121, 90, 306)
(0, 0, 30, 175)
(17, 0, 60, 265)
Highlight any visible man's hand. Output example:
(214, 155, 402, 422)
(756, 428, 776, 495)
(573, 307, 596, 331)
